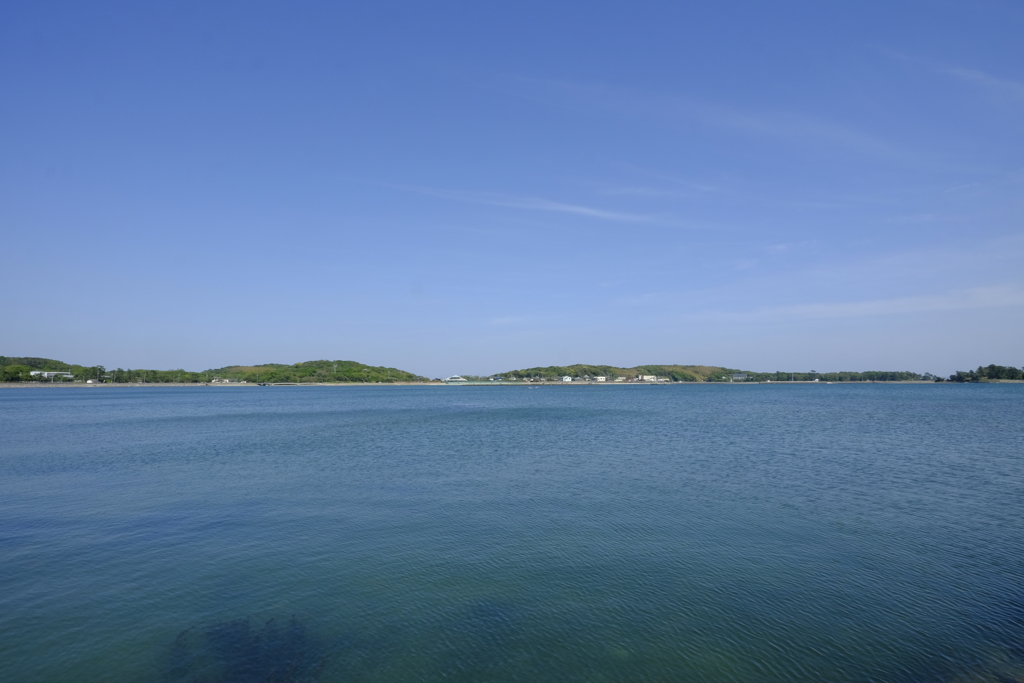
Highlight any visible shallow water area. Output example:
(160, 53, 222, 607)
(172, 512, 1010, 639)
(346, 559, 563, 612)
(1, 384, 1022, 682)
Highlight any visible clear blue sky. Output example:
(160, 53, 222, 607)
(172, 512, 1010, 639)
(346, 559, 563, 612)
(2, 1, 1022, 377)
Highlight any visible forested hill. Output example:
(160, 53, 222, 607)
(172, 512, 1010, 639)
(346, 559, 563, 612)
(206, 360, 426, 383)
(493, 364, 739, 382)
(0, 357, 426, 383)
(490, 364, 1014, 382)
(0, 356, 75, 371)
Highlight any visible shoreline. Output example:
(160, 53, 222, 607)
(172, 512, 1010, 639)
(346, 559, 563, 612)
(3, 380, 1020, 389)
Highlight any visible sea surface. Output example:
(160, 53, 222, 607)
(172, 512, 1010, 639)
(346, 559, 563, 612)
(1, 384, 1022, 682)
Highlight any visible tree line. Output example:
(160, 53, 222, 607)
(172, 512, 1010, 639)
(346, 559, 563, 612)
(695, 366, 1022, 383)
(1, 356, 108, 383)
(738, 370, 926, 382)
(495, 365, 927, 382)
(495, 364, 736, 382)
(206, 360, 426, 384)
(490, 364, 1024, 383)
(693, 367, 1021, 382)
(0, 357, 426, 383)
(3, 356, 1020, 384)
(940, 365, 1024, 382)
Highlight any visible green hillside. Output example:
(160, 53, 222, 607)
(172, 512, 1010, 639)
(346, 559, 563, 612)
(490, 364, 945, 382)
(0, 356, 73, 371)
(0, 356, 427, 383)
(208, 360, 427, 383)
(491, 364, 740, 382)
(0, 356, 105, 382)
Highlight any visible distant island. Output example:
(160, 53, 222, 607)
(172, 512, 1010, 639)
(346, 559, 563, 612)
(484, 363, 1023, 383)
(2, 356, 1021, 384)
(485, 364, 929, 383)
(0, 357, 427, 384)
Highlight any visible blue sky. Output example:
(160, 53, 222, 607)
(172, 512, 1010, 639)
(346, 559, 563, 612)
(2, 1, 1022, 377)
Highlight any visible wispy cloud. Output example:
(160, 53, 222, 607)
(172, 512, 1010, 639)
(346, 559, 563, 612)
(604, 166, 894, 210)
(883, 212, 958, 224)
(610, 291, 666, 308)
(745, 284, 1024, 322)
(765, 240, 817, 254)
(489, 315, 530, 327)
(945, 67, 1024, 101)
(604, 186, 702, 199)
(504, 77, 908, 161)
(884, 49, 1024, 102)
(399, 185, 659, 223)
(602, 170, 726, 198)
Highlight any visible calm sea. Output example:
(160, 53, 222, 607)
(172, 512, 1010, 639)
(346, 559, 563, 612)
(1, 385, 1022, 682)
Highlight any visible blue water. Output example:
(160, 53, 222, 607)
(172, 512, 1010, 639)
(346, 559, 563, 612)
(1, 384, 1022, 682)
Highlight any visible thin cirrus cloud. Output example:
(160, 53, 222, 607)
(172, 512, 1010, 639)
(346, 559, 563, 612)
(884, 49, 1024, 103)
(741, 284, 1024, 322)
(489, 315, 531, 327)
(765, 240, 818, 254)
(945, 66, 1024, 101)
(503, 77, 910, 161)
(398, 184, 660, 223)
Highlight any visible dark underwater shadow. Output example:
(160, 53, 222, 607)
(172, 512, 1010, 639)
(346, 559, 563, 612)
(163, 616, 331, 683)
(432, 600, 527, 679)
(906, 588, 1024, 683)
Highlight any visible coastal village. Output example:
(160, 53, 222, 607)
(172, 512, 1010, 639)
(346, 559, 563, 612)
(441, 374, 747, 384)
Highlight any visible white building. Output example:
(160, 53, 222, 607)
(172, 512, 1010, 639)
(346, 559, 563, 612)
(30, 371, 73, 379)
(594, 376, 606, 382)
(639, 375, 657, 382)
(562, 376, 572, 382)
